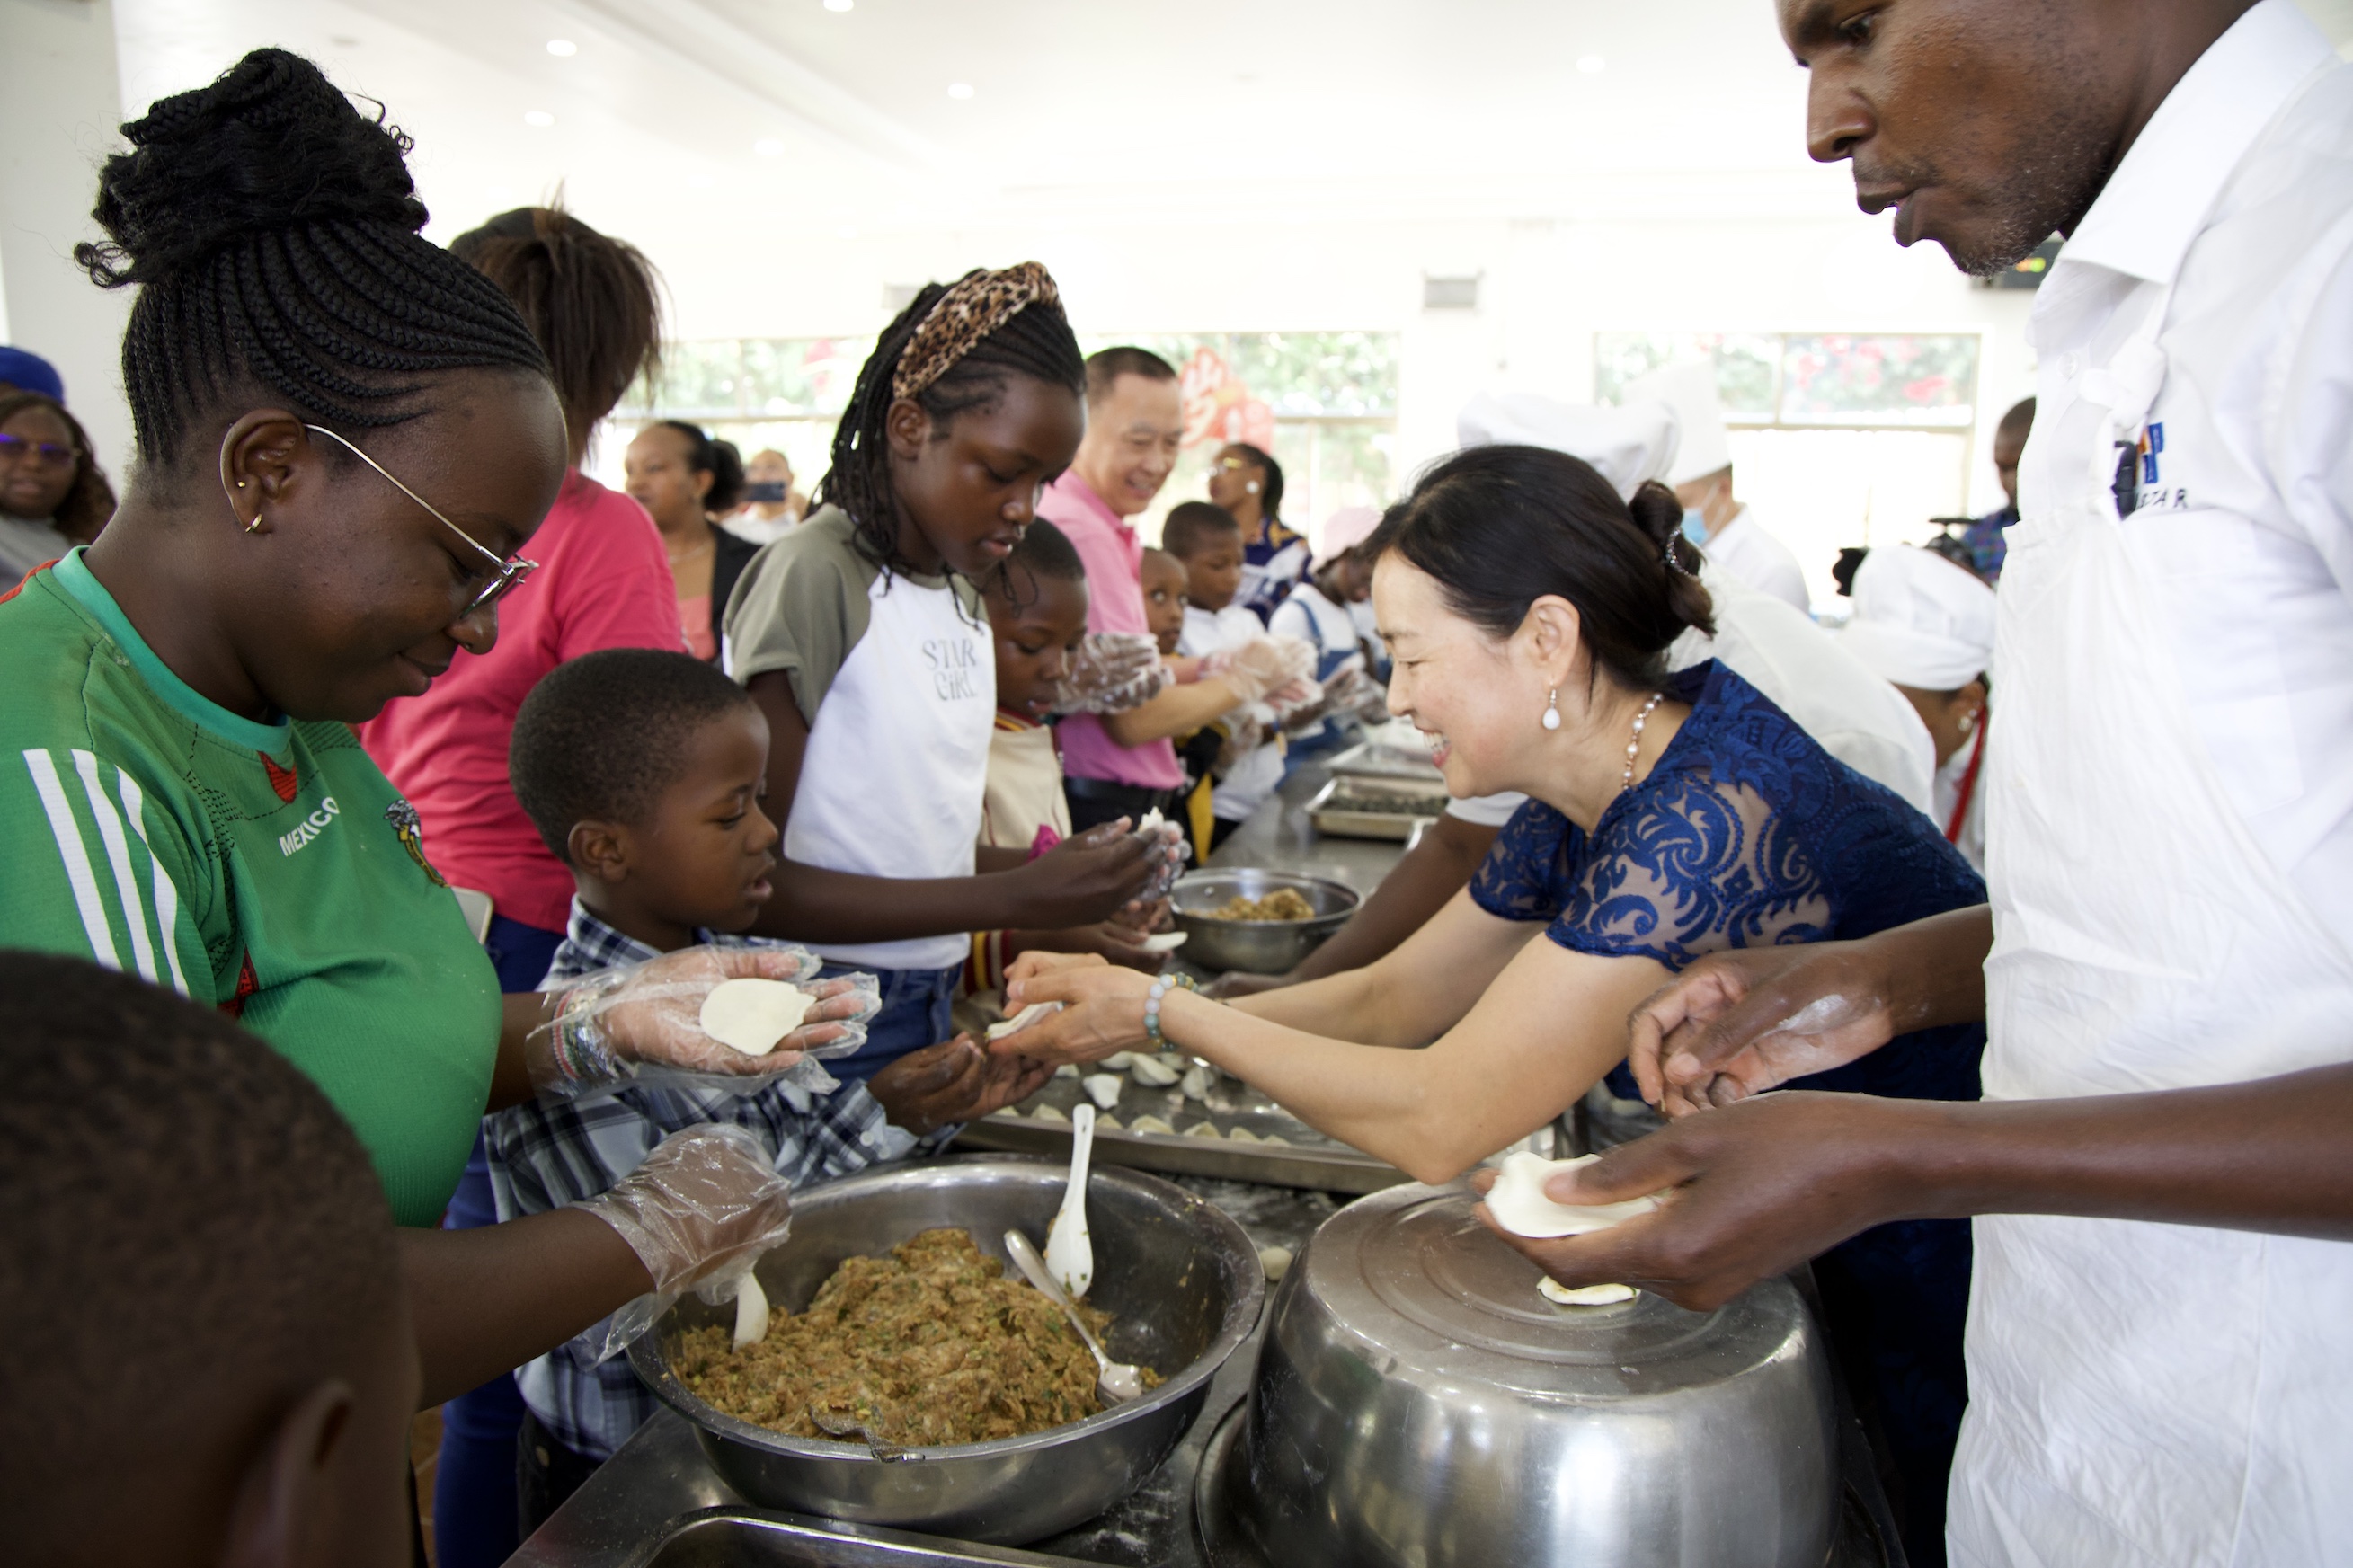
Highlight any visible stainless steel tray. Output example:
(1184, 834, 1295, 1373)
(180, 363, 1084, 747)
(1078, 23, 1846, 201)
(1303, 776, 1445, 841)
(952, 1064, 1409, 1195)
(626, 1508, 1098, 1565)
(1322, 739, 1444, 784)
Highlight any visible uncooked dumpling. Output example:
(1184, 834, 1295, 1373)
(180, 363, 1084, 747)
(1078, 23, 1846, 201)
(1031, 1103, 1069, 1123)
(1081, 1074, 1123, 1110)
(1183, 1121, 1223, 1138)
(1130, 1114, 1177, 1137)
(1102, 1051, 1140, 1072)
(1141, 931, 1188, 952)
(986, 1001, 1062, 1041)
(1227, 1127, 1262, 1144)
(1484, 1152, 1662, 1240)
(1128, 1054, 1180, 1086)
(1052, 1064, 1079, 1079)
(1257, 1245, 1294, 1282)
(1180, 1062, 1214, 1101)
(1097, 1114, 1123, 1132)
(1540, 1278, 1636, 1307)
(698, 979, 815, 1057)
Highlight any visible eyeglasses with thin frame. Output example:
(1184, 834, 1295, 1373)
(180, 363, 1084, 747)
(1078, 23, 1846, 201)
(0, 431, 81, 467)
(300, 423, 538, 613)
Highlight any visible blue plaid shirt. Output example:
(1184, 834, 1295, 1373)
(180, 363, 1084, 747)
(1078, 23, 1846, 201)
(484, 899, 950, 1460)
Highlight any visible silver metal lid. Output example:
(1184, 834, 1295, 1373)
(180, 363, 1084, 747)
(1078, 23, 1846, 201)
(1307, 1182, 1812, 1399)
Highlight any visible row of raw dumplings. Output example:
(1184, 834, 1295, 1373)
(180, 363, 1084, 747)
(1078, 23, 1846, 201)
(1018, 1102, 1290, 1144)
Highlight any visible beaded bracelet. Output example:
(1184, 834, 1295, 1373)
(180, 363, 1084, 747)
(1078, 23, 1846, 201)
(1142, 971, 1199, 1053)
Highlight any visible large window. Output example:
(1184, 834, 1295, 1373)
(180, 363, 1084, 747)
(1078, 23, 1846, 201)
(598, 332, 1400, 553)
(1596, 332, 1985, 610)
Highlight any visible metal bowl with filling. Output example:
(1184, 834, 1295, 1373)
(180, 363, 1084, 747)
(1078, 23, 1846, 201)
(1169, 869, 1360, 974)
(1198, 1179, 1839, 1568)
(628, 1156, 1265, 1546)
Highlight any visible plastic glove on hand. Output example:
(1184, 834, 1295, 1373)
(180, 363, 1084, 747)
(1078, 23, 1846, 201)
(1051, 633, 1170, 715)
(574, 1122, 795, 1359)
(537, 945, 877, 1095)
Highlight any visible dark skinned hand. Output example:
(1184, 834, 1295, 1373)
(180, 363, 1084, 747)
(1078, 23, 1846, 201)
(1627, 943, 1902, 1118)
(1470, 1091, 1929, 1312)
(868, 1034, 1055, 1138)
(1004, 819, 1157, 928)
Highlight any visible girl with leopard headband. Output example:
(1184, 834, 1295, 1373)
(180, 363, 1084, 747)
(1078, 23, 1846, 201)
(721, 263, 1164, 1079)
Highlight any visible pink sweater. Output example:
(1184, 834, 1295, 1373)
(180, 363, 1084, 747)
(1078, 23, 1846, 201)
(359, 471, 683, 932)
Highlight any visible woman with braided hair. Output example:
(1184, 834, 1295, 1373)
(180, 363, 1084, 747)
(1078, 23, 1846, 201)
(723, 263, 1167, 1080)
(0, 49, 832, 1546)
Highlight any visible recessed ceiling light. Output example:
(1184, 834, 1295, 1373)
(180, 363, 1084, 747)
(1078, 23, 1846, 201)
(947, 82, 975, 100)
(546, 39, 578, 57)
(523, 110, 556, 128)
(823, 0, 854, 11)
(754, 137, 786, 156)
(1576, 55, 1606, 74)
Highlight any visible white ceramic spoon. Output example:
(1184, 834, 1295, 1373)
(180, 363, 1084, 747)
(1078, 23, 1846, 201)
(1045, 1102, 1097, 1298)
(1004, 1228, 1147, 1404)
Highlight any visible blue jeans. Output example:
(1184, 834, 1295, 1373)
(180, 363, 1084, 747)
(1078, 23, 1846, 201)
(818, 961, 958, 1084)
(433, 912, 561, 1566)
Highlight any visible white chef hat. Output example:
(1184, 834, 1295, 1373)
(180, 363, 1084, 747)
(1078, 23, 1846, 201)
(1315, 505, 1381, 568)
(1840, 545, 1999, 690)
(1455, 391, 1681, 501)
(1624, 363, 1731, 485)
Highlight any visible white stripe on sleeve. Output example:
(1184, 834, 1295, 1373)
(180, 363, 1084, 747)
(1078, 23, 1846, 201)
(110, 768, 190, 997)
(22, 749, 122, 972)
(73, 749, 160, 986)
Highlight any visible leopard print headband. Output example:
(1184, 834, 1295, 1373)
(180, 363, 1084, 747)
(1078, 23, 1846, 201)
(890, 261, 1062, 403)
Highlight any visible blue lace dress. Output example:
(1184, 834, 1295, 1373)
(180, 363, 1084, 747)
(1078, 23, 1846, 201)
(1470, 660, 1985, 1566)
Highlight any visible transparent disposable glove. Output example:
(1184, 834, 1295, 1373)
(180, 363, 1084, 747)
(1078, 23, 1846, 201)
(1265, 676, 1328, 731)
(573, 1123, 795, 1360)
(1320, 665, 1391, 725)
(534, 943, 881, 1098)
(1203, 635, 1316, 706)
(1131, 811, 1189, 905)
(1051, 633, 1170, 715)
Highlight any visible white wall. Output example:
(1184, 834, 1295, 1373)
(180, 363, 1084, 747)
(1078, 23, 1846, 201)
(1, 0, 135, 479)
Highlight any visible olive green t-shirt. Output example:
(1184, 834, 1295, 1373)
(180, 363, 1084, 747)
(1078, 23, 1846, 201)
(0, 553, 501, 1225)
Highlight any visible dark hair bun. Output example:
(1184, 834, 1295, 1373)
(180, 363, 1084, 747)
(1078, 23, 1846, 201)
(704, 438, 746, 515)
(1625, 479, 1715, 633)
(80, 48, 426, 288)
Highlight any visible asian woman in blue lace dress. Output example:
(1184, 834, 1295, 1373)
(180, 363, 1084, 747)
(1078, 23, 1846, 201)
(999, 444, 1985, 1565)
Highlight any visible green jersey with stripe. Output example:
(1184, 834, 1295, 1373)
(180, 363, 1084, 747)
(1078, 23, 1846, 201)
(0, 552, 500, 1226)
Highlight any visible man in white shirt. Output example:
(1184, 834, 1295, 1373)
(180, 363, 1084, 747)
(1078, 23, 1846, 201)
(1628, 362, 1814, 612)
(1495, 5, 2353, 1565)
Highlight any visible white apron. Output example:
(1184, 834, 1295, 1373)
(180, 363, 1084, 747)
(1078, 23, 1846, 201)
(1950, 271, 2353, 1565)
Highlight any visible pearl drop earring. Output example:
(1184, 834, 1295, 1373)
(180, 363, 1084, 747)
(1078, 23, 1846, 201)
(1541, 687, 1560, 731)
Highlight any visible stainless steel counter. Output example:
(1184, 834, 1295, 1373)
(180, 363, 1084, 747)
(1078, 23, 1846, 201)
(1199, 759, 1408, 893)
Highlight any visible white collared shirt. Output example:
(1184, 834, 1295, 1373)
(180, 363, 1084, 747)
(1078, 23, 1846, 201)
(2020, 0, 2353, 943)
(1705, 506, 1812, 612)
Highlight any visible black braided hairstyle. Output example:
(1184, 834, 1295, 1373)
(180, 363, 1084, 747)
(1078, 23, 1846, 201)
(75, 49, 551, 466)
(814, 279, 1084, 576)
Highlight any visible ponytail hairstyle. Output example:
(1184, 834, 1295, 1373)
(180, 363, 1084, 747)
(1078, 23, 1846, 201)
(452, 202, 663, 465)
(75, 49, 551, 468)
(1366, 444, 1714, 694)
(653, 421, 744, 515)
(815, 262, 1084, 576)
(1225, 441, 1284, 522)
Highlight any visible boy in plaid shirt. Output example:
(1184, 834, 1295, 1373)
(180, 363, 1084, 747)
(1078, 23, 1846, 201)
(486, 650, 1048, 1515)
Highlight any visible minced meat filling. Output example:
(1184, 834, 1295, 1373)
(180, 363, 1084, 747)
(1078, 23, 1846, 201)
(671, 1227, 1159, 1447)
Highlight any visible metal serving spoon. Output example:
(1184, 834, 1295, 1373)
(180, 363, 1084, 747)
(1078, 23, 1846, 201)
(1003, 1228, 1148, 1404)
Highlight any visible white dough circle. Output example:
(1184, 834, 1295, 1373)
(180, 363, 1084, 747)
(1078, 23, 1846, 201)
(1539, 1277, 1636, 1307)
(698, 979, 815, 1057)
(1484, 1151, 1662, 1240)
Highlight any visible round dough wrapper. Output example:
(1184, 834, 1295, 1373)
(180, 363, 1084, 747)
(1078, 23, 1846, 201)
(1485, 1151, 1661, 1239)
(1539, 1278, 1637, 1307)
(698, 979, 815, 1057)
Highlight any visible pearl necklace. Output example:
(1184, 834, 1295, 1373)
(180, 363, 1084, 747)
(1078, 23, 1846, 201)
(1621, 692, 1666, 791)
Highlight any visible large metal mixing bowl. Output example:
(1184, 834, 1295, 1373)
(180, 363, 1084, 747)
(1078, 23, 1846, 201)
(1209, 1180, 1837, 1568)
(628, 1156, 1265, 1545)
(1170, 869, 1360, 973)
